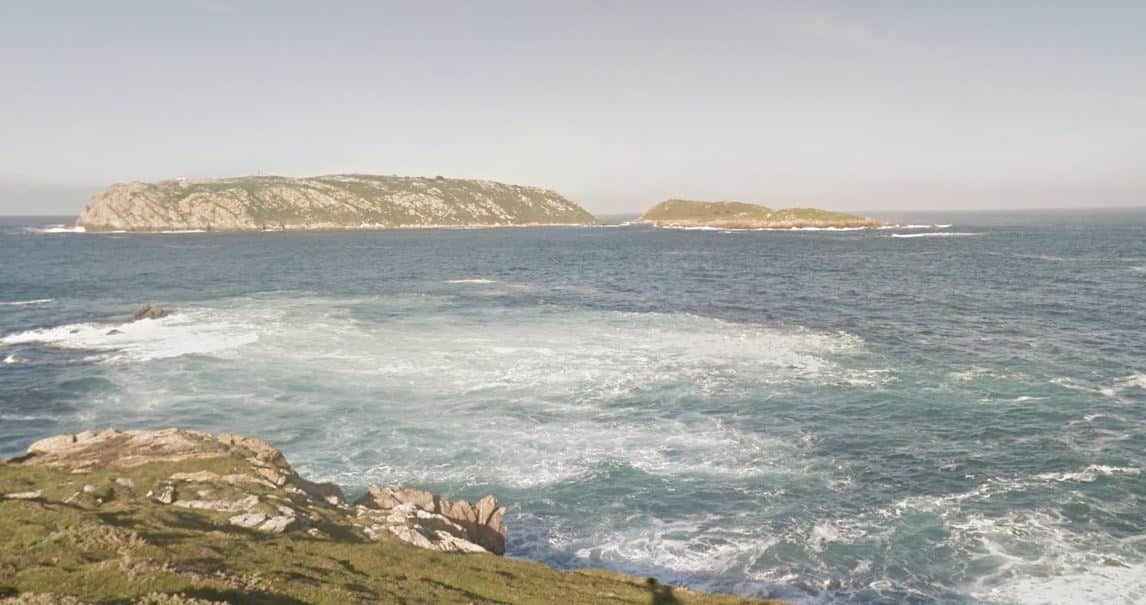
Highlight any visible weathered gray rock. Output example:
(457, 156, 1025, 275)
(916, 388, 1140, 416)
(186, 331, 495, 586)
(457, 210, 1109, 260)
(77, 174, 599, 232)
(150, 485, 176, 504)
(228, 512, 268, 529)
(355, 485, 507, 554)
(3, 490, 42, 500)
(355, 503, 487, 554)
(173, 494, 258, 513)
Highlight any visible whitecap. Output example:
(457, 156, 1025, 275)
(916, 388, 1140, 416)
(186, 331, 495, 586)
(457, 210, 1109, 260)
(445, 278, 499, 284)
(1034, 465, 1140, 483)
(2, 353, 18, 364)
(890, 232, 980, 238)
(0, 299, 54, 307)
(1112, 373, 1146, 392)
(25, 225, 86, 234)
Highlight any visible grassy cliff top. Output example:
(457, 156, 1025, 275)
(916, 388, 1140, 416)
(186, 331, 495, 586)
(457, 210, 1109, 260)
(637, 200, 883, 229)
(0, 429, 775, 605)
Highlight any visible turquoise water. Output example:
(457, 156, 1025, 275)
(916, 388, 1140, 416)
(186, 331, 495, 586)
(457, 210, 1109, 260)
(1, 210, 1143, 604)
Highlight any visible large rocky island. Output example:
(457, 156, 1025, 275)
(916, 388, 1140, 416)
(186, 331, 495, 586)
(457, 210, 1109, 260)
(636, 199, 884, 229)
(0, 428, 770, 605)
(76, 175, 599, 232)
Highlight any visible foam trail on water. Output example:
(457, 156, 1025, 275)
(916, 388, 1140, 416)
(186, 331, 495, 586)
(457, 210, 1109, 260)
(24, 225, 86, 234)
(0, 299, 54, 306)
(890, 232, 980, 238)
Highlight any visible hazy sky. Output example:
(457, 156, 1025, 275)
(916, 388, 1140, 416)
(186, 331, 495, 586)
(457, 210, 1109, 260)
(2, 1, 1144, 214)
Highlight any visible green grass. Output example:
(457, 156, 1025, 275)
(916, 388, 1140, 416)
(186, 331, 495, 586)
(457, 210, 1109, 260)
(0, 454, 777, 604)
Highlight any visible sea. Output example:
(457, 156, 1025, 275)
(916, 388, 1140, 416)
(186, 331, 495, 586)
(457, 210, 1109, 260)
(1, 209, 1143, 604)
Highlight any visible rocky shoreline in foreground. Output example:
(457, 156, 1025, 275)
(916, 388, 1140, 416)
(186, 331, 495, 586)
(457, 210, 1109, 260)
(0, 428, 773, 604)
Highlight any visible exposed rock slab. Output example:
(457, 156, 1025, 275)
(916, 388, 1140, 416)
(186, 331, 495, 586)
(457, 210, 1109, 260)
(355, 485, 507, 554)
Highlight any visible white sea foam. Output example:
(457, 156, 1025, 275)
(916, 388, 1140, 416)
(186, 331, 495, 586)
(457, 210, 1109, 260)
(753, 226, 869, 232)
(571, 515, 779, 576)
(836, 474, 1146, 605)
(1034, 465, 1140, 483)
(890, 232, 980, 238)
(2, 353, 18, 364)
(0, 299, 54, 307)
(25, 224, 86, 234)
(0, 310, 259, 362)
(663, 225, 873, 232)
(976, 561, 1146, 605)
(445, 278, 499, 284)
(1112, 372, 1146, 392)
(43, 295, 879, 491)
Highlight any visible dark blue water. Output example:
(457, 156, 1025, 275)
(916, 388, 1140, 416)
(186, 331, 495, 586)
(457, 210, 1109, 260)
(2, 211, 1144, 604)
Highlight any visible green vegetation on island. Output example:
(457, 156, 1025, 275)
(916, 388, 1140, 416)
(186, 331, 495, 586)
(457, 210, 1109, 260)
(76, 175, 599, 232)
(0, 429, 775, 605)
(636, 200, 884, 229)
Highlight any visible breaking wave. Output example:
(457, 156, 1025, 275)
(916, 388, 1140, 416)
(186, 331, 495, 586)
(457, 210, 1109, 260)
(0, 310, 260, 363)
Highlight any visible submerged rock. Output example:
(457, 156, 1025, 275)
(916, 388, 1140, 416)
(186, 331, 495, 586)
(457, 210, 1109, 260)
(129, 304, 168, 321)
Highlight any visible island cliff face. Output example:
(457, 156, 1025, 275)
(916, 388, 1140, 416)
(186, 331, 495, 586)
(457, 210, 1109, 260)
(636, 199, 884, 229)
(76, 174, 598, 232)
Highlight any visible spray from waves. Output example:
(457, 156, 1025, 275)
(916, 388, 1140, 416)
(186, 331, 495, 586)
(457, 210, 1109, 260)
(0, 299, 54, 307)
(0, 310, 259, 363)
(890, 232, 980, 238)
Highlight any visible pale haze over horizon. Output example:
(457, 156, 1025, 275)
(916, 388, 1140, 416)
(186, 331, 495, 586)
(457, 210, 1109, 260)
(2, 1, 1144, 215)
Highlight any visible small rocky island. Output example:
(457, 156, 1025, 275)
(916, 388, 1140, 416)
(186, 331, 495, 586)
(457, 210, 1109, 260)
(636, 199, 884, 229)
(0, 428, 770, 604)
(76, 174, 599, 232)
